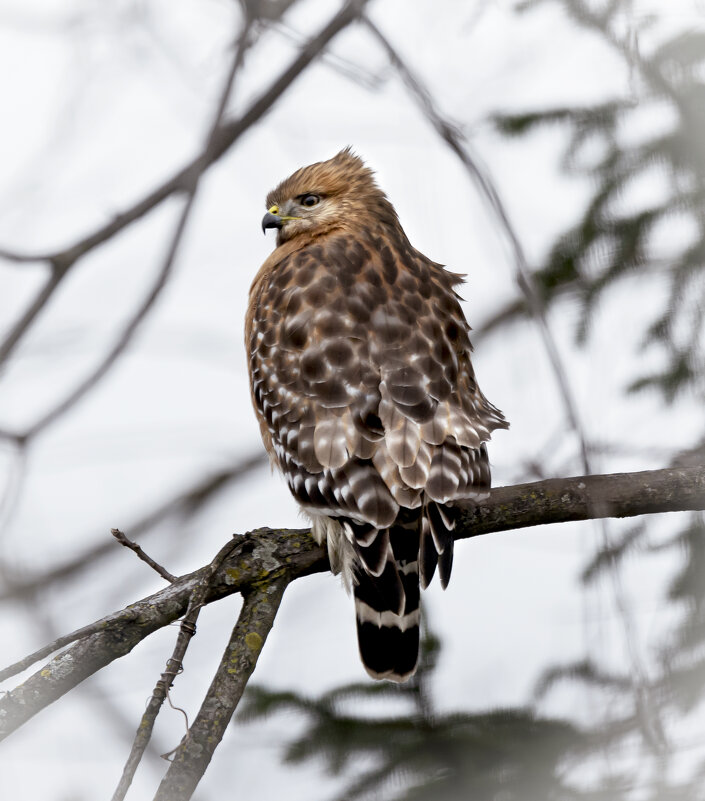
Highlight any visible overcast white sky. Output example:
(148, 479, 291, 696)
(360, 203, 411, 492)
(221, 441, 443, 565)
(0, 1, 703, 798)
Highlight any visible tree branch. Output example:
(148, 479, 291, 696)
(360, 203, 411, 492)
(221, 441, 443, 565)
(110, 536, 245, 801)
(111, 528, 177, 583)
(454, 466, 705, 535)
(1, 465, 702, 742)
(153, 573, 290, 800)
(0, 266, 70, 373)
(0, 0, 371, 374)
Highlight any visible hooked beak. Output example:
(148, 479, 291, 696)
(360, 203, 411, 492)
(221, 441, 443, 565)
(261, 211, 282, 234)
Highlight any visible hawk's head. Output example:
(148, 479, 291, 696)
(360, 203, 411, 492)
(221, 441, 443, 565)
(262, 148, 399, 244)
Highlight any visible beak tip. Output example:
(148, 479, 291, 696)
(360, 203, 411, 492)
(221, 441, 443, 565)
(261, 211, 283, 233)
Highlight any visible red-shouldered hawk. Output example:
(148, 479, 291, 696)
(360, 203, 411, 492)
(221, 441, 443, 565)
(246, 149, 507, 681)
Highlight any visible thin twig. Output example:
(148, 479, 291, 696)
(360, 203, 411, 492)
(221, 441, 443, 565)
(271, 21, 388, 90)
(110, 536, 243, 801)
(153, 574, 290, 800)
(0, 247, 54, 263)
(0, 465, 703, 742)
(111, 528, 177, 584)
(0, 440, 28, 538)
(0, 266, 69, 369)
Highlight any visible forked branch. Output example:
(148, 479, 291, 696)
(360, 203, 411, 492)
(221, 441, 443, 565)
(1, 465, 703, 746)
(153, 574, 290, 801)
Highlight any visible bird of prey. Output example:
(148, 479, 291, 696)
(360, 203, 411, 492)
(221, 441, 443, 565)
(246, 149, 507, 681)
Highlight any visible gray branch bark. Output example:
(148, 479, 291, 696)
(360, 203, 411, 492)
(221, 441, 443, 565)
(153, 574, 290, 801)
(1, 465, 702, 744)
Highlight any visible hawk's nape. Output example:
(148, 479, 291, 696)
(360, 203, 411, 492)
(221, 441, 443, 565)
(246, 148, 507, 681)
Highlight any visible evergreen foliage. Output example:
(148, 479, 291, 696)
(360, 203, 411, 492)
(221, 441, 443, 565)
(493, 0, 705, 402)
(239, 631, 593, 801)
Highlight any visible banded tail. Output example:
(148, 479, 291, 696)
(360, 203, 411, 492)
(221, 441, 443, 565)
(347, 503, 456, 682)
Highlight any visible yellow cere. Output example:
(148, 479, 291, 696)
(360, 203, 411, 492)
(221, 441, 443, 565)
(268, 205, 279, 215)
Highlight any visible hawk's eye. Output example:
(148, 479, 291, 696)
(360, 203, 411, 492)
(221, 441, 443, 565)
(301, 194, 320, 208)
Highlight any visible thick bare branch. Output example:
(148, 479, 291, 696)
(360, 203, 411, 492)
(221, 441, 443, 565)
(1, 465, 702, 741)
(0, 602, 169, 741)
(454, 466, 705, 535)
(153, 574, 290, 801)
(0, 607, 141, 685)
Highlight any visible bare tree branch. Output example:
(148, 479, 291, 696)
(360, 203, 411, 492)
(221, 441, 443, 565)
(0, 0, 371, 376)
(110, 536, 245, 801)
(0, 606, 142, 685)
(0, 266, 70, 378)
(3, 10, 256, 439)
(0, 247, 52, 264)
(1, 465, 702, 743)
(153, 573, 290, 801)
